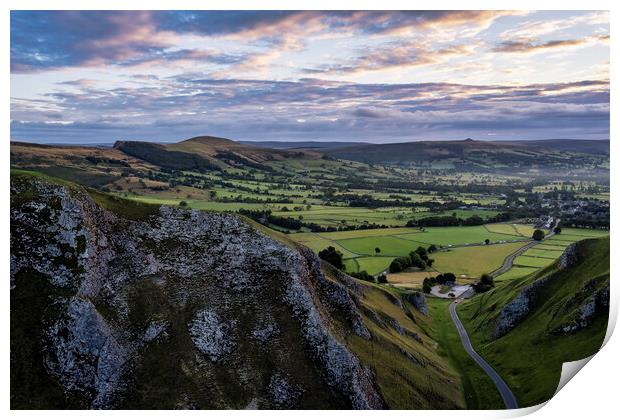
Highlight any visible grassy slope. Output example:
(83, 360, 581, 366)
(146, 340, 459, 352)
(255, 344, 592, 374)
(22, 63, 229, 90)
(341, 283, 465, 409)
(458, 237, 610, 407)
(253, 220, 467, 408)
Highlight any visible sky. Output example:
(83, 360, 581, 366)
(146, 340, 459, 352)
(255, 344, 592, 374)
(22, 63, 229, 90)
(10, 10, 610, 144)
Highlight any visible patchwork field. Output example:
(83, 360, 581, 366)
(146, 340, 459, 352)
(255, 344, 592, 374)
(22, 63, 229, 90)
(269, 206, 501, 229)
(394, 225, 525, 247)
(291, 224, 536, 281)
(497, 228, 610, 279)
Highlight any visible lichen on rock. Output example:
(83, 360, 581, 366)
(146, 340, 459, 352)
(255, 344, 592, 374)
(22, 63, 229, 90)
(188, 309, 236, 362)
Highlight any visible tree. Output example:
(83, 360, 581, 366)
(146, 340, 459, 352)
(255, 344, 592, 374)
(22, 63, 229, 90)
(484, 238, 490, 245)
(389, 256, 411, 273)
(351, 271, 374, 282)
(375, 247, 381, 254)
(377, 273, 388, 284)
(554, 226, 562, 234)
(480, 273, 494, 286)
(427, 244, 437, 253)
(422, 277, 434, 293)
(474, 273, 495, 293)
(443, 272, 456, 284)
(318, 246, 345, 270)
(179, 200, 188, 207)
(415, 246, 428, 260)
(532, 229, 545, 241)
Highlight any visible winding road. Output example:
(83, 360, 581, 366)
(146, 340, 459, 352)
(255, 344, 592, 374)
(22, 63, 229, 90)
(449, 300, 519, 409)
(448, 219, 560, 409)
(490, 219, 560, 278)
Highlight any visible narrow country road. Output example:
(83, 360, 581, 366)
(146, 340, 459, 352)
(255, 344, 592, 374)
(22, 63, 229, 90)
(490, 219, 560, 278)
(447, 219, 560, 409)
(449, 301, 519, 409)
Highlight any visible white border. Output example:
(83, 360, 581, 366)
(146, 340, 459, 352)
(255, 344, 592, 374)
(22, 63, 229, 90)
(3, 1, 617, 419)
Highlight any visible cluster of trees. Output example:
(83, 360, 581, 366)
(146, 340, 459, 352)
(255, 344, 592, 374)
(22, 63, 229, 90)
(422, 273, 457, 293)
(407, 212, 511, 228)
(472, 273, 495, 293)
(350, 271, 374, 282)
(318, 246, 345, 270)
(219, 196, 294, 204)
(239, 208, 393, 233)
(389, 246, 434, 273)
(238, 209, 304, 230)
(350, 270, 388, 284)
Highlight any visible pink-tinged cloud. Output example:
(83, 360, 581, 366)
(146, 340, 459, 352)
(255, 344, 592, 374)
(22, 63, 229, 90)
(305, 42, 477, 75)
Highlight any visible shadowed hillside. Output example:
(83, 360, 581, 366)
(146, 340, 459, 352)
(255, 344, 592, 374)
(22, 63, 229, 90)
(10, 171, 464, 409)
(324, 139, 609, 173)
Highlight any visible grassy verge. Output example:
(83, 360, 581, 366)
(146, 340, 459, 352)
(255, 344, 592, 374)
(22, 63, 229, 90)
(420, 298, 504, 409)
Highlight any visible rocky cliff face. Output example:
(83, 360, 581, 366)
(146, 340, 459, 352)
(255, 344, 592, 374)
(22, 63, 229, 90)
(492, 276, 551, 339)
(493, 242, 609, 339)
(10, 176, 384, 409)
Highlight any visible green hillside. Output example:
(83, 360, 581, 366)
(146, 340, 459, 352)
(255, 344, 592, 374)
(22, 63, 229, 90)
(457, 236, 610, 407)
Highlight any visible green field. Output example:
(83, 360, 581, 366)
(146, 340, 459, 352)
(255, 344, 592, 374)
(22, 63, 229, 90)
(513, 255, 555, 268)
(495, 266, 540, 282)
(395, 225, 524, 246)
(484, 223, 534, 238)
(353, 256, 396, 275)
(532, 244, 568, 251)
(290, 225, 538, 280)
(559, 228, 609, 237)
(432, 242, 526, 279)
(522, 248, 563, 259)
(311, 227, 419, 240)
(337, 236, 427, 257)
(285, 232, 358, 258)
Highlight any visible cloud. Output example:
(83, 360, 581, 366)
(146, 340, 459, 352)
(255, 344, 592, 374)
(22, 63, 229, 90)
(10, 10, 520, 73)
(492, 35, 609, 54)
(499, 11, 609, 40)
(11, 76, 609, 143)
(305, 42, 477, 75)
(11, 11, 177, 72)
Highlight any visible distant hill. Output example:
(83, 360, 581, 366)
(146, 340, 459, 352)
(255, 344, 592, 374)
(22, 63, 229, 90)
(11, 136, 609, 182)
(116, 136, 322, 170)
(518, 139, 609, 155)
(324, 139, 609, 172)
(240, 140, 368, 150)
